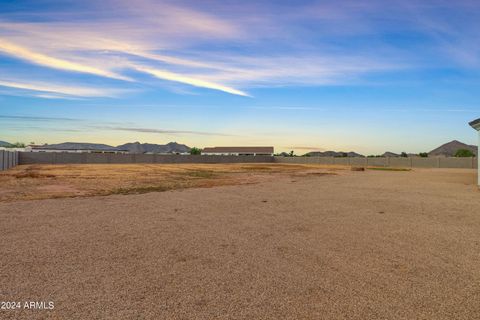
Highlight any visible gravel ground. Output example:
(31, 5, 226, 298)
(1, 168, 479, 319)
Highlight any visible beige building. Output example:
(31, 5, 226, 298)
(202, 146, 274, 156)
(470, 118, 480, 186)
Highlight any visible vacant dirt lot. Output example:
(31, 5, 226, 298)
(0, 163, 342, 202)
(0, 165, 479, 319)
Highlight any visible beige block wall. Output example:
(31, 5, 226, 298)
(0, 150, 18, 171)
(274, 156, 476, 169)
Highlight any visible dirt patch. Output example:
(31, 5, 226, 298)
(368, 167, 411, 171)
(0, 163, 346, 202)
(351, 166, 365, 171)
(305, 172, 336, 176)
(13, 172, 56, 179)
(180, 169, 218, 178)
(37, 184, 84, 194)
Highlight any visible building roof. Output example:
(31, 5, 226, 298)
(202, 146, 274, 154)
(470, 118, 480, 130)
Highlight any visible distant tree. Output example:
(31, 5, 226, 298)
(400, 152, 408, 158)
(419, 152, 429, 158)
(189, 147, 202, 155)
(302, 153, 311, 157)
(6, 142, 25, 148)
(454, 149, 475, 157)
(289, 150, 295, 157)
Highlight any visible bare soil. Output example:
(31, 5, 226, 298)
(0, 163, 342, 202)
(0, 165, 479, 319)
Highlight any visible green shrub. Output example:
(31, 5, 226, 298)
(5, 142, 25, 148)
(454, 149, 475, 157)
(190, 147, 202, 155)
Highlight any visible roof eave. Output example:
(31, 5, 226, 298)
(469, 118, 480, 131)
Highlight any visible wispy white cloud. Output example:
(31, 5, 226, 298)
(134, 65, 250, 97)
(189, 54, 402, 88)
(1, 0, 477, 99)
(0, 115, 79, 121)
(0, 39, 130, 81)
(0, 79, 126, 98)
(0, 1, 408, 96)
(248, 106, 323, 110)
(396, 1, 480, 68)
(112, 0, 242, 39)
(93, 125, 236, 137)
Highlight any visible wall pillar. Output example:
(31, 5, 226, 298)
(0, 150, 4, 171)
(478, 131, 480, 185)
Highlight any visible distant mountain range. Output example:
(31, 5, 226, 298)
(28, 141, 191, 154)
(303, 140, 477, 157)
(38, 142, 120, 151)
(1, 139, 477, 157)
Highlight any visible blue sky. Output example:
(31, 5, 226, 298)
(0, 0, 479, 154)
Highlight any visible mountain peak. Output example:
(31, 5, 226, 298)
(116, 142, 190, 154)
(0, 140, 12, 147)
(429, 140, 477, 157)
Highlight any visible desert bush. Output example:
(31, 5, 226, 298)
(5, 142, 25, 148)
(455, 149, 475, 157)
(190, 147, 202, 155)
